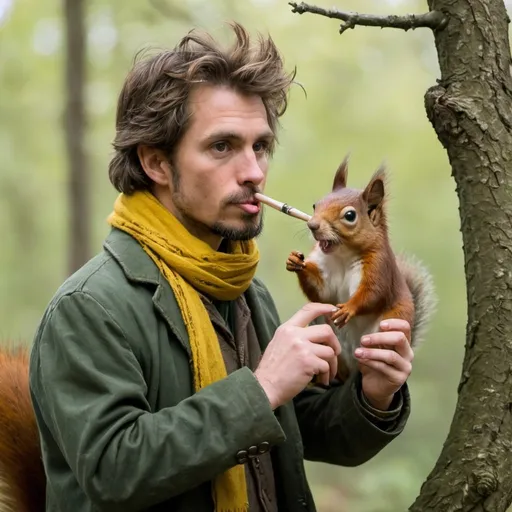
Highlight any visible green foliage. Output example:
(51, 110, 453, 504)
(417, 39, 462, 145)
(3, 0, 509, 510)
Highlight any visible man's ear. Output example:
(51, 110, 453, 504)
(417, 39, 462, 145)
(137, 145, 171, 186)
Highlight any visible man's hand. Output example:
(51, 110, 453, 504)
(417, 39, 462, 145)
(354, 319, 413, 411)
(255, 303, 341, 410)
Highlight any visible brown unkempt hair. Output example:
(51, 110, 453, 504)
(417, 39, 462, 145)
(108, 22, 297, 194)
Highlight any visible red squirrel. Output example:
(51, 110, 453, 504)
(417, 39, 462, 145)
(286, 156, 437, 381)
(0, 344, 45, 512)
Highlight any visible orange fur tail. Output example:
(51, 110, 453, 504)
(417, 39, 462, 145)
(0, 345, 45, 512)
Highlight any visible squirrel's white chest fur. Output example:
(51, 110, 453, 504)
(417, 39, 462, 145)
(308, 246, 382, 372)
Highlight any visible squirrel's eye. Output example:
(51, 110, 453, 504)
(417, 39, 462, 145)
(344, 210, 356, 222)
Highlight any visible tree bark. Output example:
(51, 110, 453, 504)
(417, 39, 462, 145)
(64, 0, 89, 275)
(410, 1, 512, 510)
(290, 0, 512, 509)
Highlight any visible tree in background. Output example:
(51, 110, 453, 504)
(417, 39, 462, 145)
(290, 1, 512, 510)
(64, 0, 89, 274)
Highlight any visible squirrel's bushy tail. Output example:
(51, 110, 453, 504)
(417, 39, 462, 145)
(396, 253, 438, 347)
(0, 344, 45, 512)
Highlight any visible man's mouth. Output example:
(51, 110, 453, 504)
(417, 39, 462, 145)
(234, 198, 260, 215)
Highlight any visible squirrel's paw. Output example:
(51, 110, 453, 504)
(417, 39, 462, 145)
(332, 303, 355, 326)
(286, 251, 306, 272)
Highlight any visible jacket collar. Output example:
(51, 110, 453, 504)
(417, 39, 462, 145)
(103, 228, 273, 358)
(103, 228, 191, 357)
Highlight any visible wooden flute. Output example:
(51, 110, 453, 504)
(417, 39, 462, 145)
(254, 192, 312, 222)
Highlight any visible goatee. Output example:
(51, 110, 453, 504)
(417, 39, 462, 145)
(211, 214, 264, 241)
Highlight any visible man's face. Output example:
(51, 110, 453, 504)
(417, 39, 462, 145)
(162, 84, 274, 249)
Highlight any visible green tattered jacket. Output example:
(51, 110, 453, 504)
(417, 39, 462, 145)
(29, 229, 410, 512)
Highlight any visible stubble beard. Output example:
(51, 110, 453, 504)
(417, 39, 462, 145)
(170, 168, 264, 242)
(211, 213, 264, 241)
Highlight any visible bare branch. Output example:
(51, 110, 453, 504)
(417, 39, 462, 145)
(289, 2, 448, 34)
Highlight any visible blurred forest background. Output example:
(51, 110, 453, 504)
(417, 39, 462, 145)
(1, 0, 511, 511)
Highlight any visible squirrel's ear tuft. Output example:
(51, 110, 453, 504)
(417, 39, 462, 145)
(332, 154, 350, 192)
(363, 164, 387, 222)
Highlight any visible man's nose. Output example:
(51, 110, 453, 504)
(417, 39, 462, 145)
(238, 150, 266, 186)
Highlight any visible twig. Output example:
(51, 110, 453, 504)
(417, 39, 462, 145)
(289, 2, 448, 34)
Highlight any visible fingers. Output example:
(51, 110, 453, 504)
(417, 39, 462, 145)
(380, 319, 411, 345)
(357, 359, 408, 386)
(361, 329, 413, 362)
(311, 344, 338, 381)
(316, 371, 329, 387)
(287, 302, 338, 328)
(355, 346, 412, 376)
(311, 343, 336, 360)
(304, 324, 341, 355)
(313, 358, 332, 386)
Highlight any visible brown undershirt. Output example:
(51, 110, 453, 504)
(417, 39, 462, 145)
(201, 293, 279, 512)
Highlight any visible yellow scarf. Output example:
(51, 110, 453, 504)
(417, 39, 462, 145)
(108, 190, 259, 512)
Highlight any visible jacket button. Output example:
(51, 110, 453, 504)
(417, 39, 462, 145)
(258, 442, 270, 454)
(236, 450, 248, 464)
(248, 445, 258, 457)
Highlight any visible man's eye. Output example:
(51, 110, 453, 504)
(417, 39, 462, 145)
(213, 142, 228, 153)
(253, 141, 269, 153)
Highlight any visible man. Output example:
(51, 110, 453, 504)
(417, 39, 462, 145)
(29, 23, 413, 511)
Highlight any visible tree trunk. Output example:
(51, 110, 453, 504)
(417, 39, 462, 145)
(410, 1, 512, 510)
(64, 0, 89, 275)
